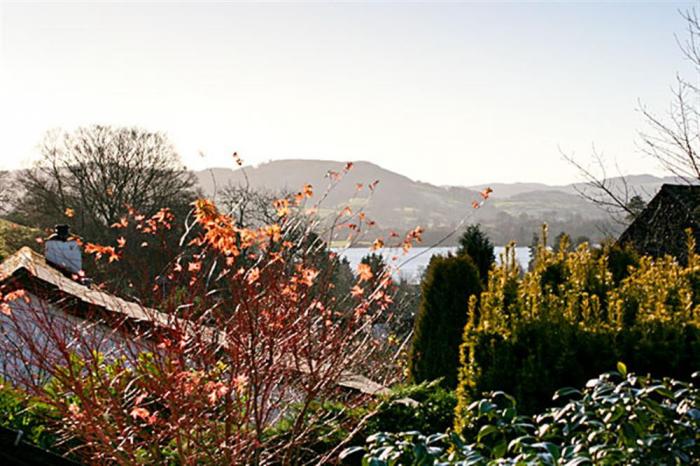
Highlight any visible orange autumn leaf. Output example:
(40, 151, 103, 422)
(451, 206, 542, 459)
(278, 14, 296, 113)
(303, 183, 313, 197)
(408, 226, 424, 242)
(263, 224, 281, 242)
(472, 201, 481, 209)
(111, 217, 129, 229)
(357, 263, 373, 282)
(351, 285, 364, 298)
(116, 237, 126, 248)
(64, 208, 75, 218)
(232, 374, 248, 394)
(188, 261, 202, 273)
(84, 243, 119, 262)
(480, 187, 493, 200)
(273, 198, 290, 217)
(130, 407, 150, 420)
(344, 162, 354, 171)
(371, 238, 384, 251)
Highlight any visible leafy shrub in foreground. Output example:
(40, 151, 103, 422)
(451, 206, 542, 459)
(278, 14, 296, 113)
(346, 368, 700, 465)
(268, 380, 456, 464)
(0, 382, 59, 451)
(457, 234, 700, 415)
(365, 381, 457, 436)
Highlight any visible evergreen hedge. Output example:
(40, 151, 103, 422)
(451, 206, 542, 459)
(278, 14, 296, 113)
(456, 231, 700, 418)
(409, 254, 482, 388)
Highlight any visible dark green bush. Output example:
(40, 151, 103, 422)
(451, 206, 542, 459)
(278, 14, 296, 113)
(268, 382, 456, 464)
(457, 224, 495, 285)
(0, 382, 59, 451)
(348, 368, 700, 465)
(409, 254, 482, 388)
(365, 381, 456, 436)
(602, 241, 640, 284)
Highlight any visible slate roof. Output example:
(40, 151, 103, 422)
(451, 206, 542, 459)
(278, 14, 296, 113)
(0, 246, 171, 327)
(618, 184, 700, 262)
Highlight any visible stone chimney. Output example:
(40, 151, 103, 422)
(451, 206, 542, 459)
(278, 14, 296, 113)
(45, 225, 82, 275)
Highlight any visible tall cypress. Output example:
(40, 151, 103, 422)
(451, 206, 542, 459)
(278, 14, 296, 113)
(409, 254, 482, 388)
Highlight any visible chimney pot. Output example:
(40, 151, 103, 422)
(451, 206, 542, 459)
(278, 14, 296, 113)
(45, 225, 82, 274)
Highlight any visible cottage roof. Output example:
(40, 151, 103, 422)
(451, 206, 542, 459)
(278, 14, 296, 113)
(0, 246, 171, 326)
(617, 184, 700, 261)
(0, 247, 388, 395)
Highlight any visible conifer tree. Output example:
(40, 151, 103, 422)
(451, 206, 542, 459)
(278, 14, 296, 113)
(408, 254, 482, 388)
(457, 224, 494, 284)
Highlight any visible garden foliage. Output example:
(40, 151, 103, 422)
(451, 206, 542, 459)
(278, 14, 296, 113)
(0, 163, 424, 464)
(349, 368, 700, 465)
(409, 254, 482, 388)
(0, 382, 59, 451)
(457, 229, 700, 417)
(457, 224, 495, 285)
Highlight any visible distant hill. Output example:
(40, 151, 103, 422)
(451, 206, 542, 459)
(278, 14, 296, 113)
(193, 159, 680, 245)
(469, 174, 681, 200)
(0, 159, 677, 247)
(195, 160, 484, 232)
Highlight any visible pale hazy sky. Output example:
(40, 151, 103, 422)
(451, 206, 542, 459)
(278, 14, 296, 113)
(0, 1, 696, 186)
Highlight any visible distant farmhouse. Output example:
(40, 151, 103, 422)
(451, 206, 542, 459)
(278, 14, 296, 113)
(618, 184, 700, 263)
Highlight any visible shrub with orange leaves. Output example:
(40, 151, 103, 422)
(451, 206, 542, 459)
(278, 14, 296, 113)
(0, 161, 492, 464)
(0, 176, 413, 465)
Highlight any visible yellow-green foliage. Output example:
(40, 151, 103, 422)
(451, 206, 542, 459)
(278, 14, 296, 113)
(0, 219, 41, 261)
(456, 227, 700, 427)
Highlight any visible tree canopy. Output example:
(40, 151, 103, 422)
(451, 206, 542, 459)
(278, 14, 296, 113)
(11, 125, 198, 243)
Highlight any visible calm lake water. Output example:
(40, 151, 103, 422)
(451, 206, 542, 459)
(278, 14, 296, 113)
(335, 246, 531, 284)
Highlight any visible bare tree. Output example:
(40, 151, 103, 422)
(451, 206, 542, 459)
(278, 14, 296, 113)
(217, 184, 284, 229)
(11, 125, 198, 241)
(562, 148, 640, 224)
(566, 7, 700, 222)
(639, 8, 700, 183)
(0, 170, 22, 217)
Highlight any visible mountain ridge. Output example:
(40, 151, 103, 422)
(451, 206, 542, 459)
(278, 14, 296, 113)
(192, 158, 676, 245)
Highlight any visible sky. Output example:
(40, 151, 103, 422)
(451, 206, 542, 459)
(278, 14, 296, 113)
(0, 1, 696, 186)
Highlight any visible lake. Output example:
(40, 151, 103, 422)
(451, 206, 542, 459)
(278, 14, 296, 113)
(335, 246, 531, 284)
